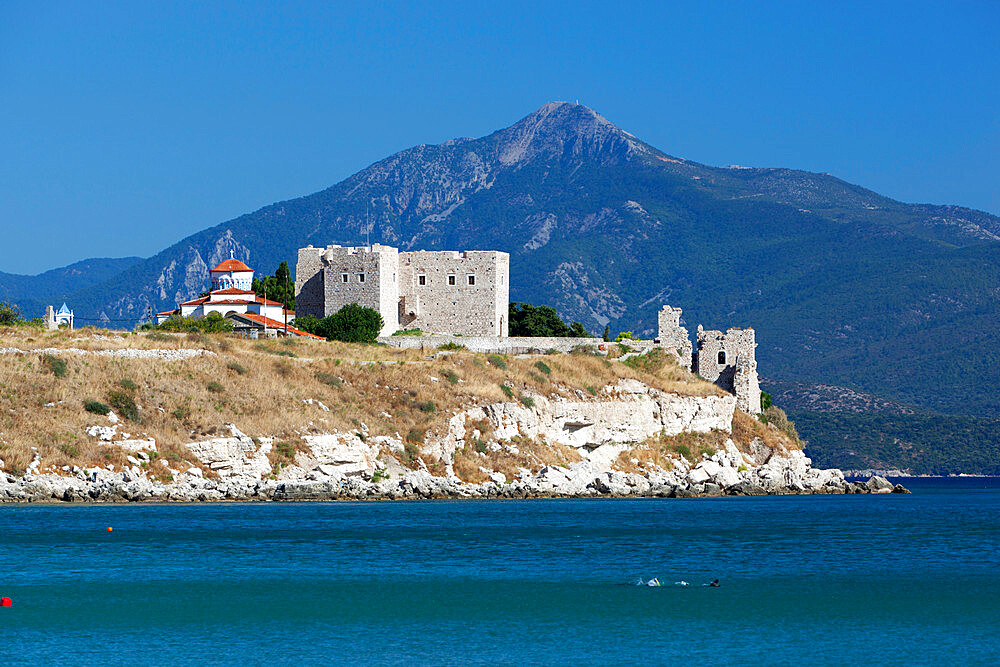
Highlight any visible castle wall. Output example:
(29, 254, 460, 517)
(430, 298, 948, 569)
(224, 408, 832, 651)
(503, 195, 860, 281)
(656, 305, 692, 368)
(397, 250, 509, 337)
(295, 244, 398, 336)
(695, 326, 760, 414)
(295, 246, 326, 319)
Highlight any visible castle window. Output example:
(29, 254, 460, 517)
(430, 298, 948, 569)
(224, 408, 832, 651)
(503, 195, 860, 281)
(448, 275, 456, 286)
(418, 274, 426, 286)
(341, 273, 348, 283)
(467, 274, 475, 286)
(718, 351, 727, 365)
(358, 273, 366, 283)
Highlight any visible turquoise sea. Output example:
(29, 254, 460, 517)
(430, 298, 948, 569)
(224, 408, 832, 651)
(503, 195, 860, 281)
(2, 478, 998, 665)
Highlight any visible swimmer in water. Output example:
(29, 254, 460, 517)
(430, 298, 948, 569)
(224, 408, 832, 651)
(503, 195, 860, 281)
(708, 579, 720, 587)
(647, 578, 661, 587)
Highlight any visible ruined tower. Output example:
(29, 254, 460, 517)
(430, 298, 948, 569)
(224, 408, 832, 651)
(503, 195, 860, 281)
(694, 325, 761, 415)
(656, 305, 693, 368)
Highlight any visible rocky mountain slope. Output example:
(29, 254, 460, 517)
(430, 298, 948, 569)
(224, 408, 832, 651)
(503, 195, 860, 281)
(5, 102, 999, 471)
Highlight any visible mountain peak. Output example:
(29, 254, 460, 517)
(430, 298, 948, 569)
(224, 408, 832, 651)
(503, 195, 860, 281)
(493, 101, 646, 166)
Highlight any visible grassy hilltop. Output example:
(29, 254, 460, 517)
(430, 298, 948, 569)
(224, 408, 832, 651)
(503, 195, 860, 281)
(0, 326, 797, 483)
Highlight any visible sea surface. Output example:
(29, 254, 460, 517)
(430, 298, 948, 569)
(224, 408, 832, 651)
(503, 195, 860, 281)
(2, 478, 999, 666)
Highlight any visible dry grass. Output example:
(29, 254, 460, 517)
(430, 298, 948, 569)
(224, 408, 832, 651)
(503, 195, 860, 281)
(731, 409, 801, 453)
(0, 327, 725, 476)
(615, 429, 732, 473)
(453, 435, 582, 483)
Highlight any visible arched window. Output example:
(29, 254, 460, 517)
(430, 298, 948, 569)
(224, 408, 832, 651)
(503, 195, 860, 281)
(718, 351, 727, 365)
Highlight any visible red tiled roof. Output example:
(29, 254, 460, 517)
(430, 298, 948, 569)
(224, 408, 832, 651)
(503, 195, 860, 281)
(180, 294, 285, 307)
(227, 312, 323, 339)
(156, 309, 180, 316)
(211, 259, 253, 272)
(211, 288, 256, 295)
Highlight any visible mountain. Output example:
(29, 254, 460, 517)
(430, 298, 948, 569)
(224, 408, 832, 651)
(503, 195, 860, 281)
(4, 102, 999, 471)
(0, 257, 143, 319)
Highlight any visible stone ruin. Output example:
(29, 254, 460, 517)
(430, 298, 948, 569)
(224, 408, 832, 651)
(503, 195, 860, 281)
(656, 304, 762, 415)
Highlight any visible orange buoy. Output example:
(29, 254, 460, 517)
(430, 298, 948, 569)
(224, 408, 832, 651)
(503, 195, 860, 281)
(1, 597, 11, 607)
(106, 526, 113, 532)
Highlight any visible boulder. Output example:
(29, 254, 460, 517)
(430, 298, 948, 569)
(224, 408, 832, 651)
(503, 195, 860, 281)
(865, 476, 895, 493)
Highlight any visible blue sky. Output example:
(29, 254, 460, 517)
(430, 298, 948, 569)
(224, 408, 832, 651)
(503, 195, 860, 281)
(1, 1, 997, 274)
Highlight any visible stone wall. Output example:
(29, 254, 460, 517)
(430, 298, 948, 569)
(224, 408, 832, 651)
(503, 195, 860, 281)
(733, 353, 762, 414)
(296, 244, 508, 338)
(381, 334, 605, 355)
(656, 305, 693, 368)
(397, 250, 508, 336)
(695, 326, 761, 414)
(295, 246, 326, 320)
(296, 244, 399, 337)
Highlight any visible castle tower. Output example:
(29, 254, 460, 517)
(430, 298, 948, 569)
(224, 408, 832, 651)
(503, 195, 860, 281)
(694, 326, 761, 414)
(295, 244, 399, 337)
(656, 305, 692, 368)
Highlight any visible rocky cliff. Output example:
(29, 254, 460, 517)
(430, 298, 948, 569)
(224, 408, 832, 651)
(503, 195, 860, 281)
(0, 379, 905, 503)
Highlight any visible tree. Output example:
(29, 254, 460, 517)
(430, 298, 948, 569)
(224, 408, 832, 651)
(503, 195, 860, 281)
(508, 303, 589, 338)
(325, 303, 383, 343)
(291, 314, 323, 336)
(0, 302, 22, 326)
(252, 261, 295, 311)
(602, 325, 610, 342)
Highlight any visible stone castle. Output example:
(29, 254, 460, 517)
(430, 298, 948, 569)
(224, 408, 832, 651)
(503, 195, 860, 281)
(295, 244, 509, 337)
(294, 243, 760, 415)
(656, 305, 762, 415)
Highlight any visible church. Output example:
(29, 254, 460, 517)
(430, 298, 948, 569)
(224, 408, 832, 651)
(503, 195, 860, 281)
(156, 258, 320, 338)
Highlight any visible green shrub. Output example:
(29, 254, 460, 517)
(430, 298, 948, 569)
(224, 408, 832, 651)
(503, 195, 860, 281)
(442, 369, 459, 384)
(41, 354, 67, 378)
(107, 390, 140, 423)
(473, 439, 488, 453)
(325, 303, 384, 344)
(500, 384, 514, 399)
(622, 348, 671, 374)
(764, 405, 800, 443)
(519, 394, 535, 408)
(276, 442, 295, 459)
(392, 328, 423, 336)
(675, 444, 692, 460)
(614, 331, 633, 342)
(227, 362, 248, 375)
(437, 342, 466, 351)
(172, 405, 191, 420)
(84, 400, 110, 415)
(207, 381, 224, 393)
(528, 371, 546, 384)
(761, 391, 773, 410)
(533, 360, 551, 376)
(155, 311, 234, 333)
(59, 443, 80, 458)
(315, 372, 342, 387)
(585, 385, 597, 396)
(406, 428, 425, 445)
(487, 354, 507, 370)
(417, 400, 437, 414)
(0, 302, 23, 325)
(118, 378, 138, 391)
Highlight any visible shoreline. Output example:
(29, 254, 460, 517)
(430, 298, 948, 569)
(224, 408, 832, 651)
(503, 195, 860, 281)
(1, 466, 909, 504)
